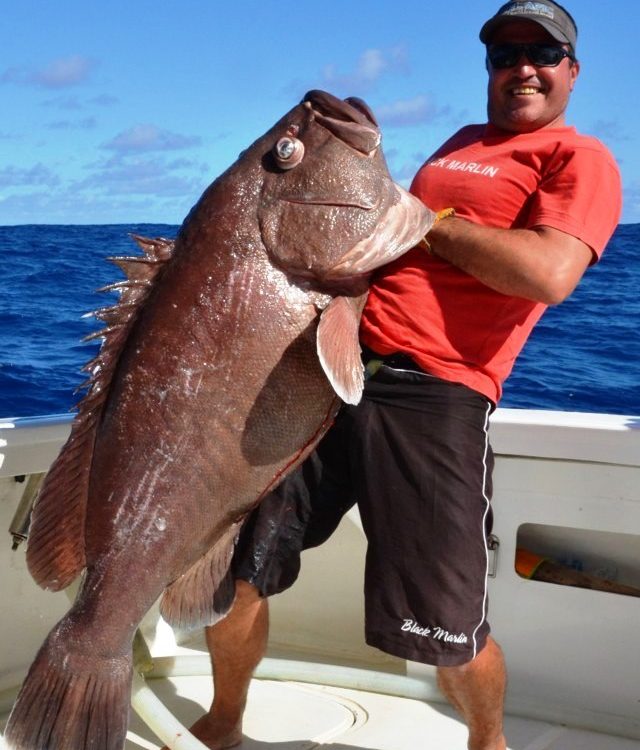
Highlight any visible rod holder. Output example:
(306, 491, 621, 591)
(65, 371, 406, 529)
(8, 473, 46, 550)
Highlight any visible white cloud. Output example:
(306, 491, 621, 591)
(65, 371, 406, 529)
(77, 153, 208, 199)
(1, 55, 97, 89)
(46, 117, 98, 131)
(41, 94, 118, 111)
(37, 56, 95, 87)
(102, 125, 201, 153)
(42, 95, 83, 111)
(0, 189, 164, 225)
(89, 94, 118, 107)
(376, 95, 451, 127)
(321, 45, 409, 93)
(354, 49, 386, 82)
(0, 164, 60, 188)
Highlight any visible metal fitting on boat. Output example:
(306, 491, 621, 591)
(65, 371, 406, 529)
(8, 473, 45, 550)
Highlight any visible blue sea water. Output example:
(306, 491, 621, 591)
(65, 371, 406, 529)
(0, 223, 638, 419)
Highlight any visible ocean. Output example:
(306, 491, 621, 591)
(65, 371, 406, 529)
(0, 223, 638, 419)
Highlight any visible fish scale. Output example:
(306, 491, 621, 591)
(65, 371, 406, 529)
(4, 89, 434, 750)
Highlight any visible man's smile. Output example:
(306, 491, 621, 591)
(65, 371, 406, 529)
(510, 86, 543, 96)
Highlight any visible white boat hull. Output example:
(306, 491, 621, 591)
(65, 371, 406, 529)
(1, 409, 639, 747)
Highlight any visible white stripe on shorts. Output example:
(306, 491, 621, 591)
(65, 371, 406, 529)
(471, 401, 493, 660)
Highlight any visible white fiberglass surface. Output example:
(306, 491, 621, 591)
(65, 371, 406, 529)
(117, 676, 640, 750)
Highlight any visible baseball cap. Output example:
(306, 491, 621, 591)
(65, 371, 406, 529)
(479, 1, 578, 52)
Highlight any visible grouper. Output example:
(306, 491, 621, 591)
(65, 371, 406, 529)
(4, 90, 435, 750)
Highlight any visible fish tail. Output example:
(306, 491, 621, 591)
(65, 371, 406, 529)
(4, 623, 132, 750)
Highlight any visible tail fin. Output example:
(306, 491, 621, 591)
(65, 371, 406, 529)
(4, 625, 132, 750)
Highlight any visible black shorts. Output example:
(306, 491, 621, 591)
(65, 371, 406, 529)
(233, 357, 495, 667)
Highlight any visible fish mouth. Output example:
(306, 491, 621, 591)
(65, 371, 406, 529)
(303, 90, 381, 156)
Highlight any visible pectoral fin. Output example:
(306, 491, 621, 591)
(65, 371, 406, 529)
(317, 293, 368, 405)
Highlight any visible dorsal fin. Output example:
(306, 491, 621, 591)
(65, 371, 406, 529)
(131, 233, 174, 261)
(26, 236, 175, 591)
(109, 256, 162, 284)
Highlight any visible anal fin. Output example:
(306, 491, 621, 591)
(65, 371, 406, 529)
(160, 520, 244, 630)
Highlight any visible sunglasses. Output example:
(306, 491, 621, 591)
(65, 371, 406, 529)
(487, 43, 576, 69)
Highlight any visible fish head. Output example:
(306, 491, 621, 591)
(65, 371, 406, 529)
(257, 90, 435, 291)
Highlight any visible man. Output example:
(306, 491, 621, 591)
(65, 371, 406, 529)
(175, 3, 621, 749)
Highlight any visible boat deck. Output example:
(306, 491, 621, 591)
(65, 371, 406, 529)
(120, 671, 640, 750)
(3, 663, 639, 750)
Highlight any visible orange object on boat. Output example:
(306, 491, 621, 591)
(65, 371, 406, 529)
(515, 548, 547, 579)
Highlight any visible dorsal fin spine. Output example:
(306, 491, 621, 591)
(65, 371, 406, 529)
(98, 280, 150, 293)
(26, 236, 176, 590)
(131, 234, 174, 260)
(79, 235, 174, 396)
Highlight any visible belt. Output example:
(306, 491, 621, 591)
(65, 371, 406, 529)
(361, 347, 424, 378)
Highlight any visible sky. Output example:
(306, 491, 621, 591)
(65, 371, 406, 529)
(1, 1, 638, 226)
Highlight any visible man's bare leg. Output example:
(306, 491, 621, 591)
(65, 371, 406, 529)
(162, 580, 268, 750)
(436, 636, 507, 750)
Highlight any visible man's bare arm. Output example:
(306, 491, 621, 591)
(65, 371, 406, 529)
(427, 218, 594, 305)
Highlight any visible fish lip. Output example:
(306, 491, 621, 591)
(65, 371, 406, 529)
(303, 91, 382, 156)
(280, 196, 379, 211)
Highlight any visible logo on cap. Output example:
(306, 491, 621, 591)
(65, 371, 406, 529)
(503, 2, 555, 20)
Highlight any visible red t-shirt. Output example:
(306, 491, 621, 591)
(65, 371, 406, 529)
(360, 124, 622, 403)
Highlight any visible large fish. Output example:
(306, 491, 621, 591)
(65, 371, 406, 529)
(5, 90, 434, 750)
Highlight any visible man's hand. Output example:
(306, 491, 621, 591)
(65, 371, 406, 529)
(426, 217, 593, 305)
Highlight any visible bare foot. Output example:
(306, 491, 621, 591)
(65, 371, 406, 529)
(160, 713, 242, 750)
(468, 735, 507, 750)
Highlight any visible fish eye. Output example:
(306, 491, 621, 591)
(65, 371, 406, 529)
(273, 136, 304, 170)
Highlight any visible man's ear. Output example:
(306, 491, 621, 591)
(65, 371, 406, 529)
(570, 59, 581, 90)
